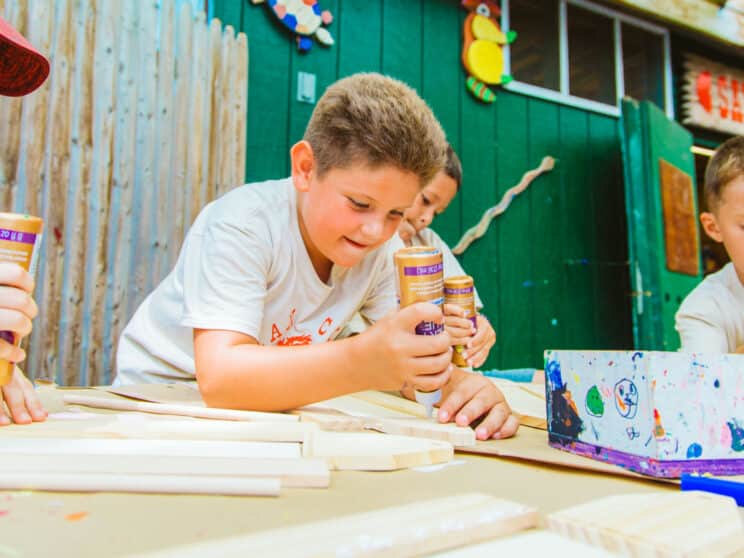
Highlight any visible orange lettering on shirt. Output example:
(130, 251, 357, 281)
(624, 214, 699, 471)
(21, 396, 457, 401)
(318, 317, 333, 336)
(285, 308, 297, 332)
(271, 323, 283, 343)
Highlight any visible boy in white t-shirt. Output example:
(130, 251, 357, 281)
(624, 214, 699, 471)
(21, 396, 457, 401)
(116, 73, 519, 440)
(676, 136, 744, 353)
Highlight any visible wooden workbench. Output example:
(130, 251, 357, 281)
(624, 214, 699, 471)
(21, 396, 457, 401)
(0, 389, 742, 557)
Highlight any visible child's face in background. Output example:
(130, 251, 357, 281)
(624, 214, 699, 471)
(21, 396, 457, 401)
(701, 175, 744, 282)
(398, 171, 458, 243)
(293, 144, 419, 276)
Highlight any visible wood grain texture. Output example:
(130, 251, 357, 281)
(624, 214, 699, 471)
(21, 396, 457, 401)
(134, 492, 538, 557)
(547, 492, 744, 557)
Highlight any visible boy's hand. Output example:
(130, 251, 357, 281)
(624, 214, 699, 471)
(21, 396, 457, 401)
(442, 303, 475, 347)
(463, 314, 496, 368)
(0, 263, 37, 364)
(436, 368, 519, 440)
(0, 366, 47, 425)
(362, 302, 453, 393)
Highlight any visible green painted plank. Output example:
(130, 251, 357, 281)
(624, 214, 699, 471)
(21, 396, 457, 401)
(589, 114, 632, 349)
(211, 0, 242, 29)
(287, 0, 340, 147)
(242, 3, 292, 181)
(422, 0, 462, 248)
(381, 0, 422, 91)
(494, 92, 531, 369)
(337, 0, 382, 77)
(559, 106, 597, 350)
(527, 98, 564, 362)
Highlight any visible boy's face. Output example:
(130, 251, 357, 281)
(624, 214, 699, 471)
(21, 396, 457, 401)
(398, 171, 457, 243)
(291, 141, 419, 274)
(700, 175, 744, 279)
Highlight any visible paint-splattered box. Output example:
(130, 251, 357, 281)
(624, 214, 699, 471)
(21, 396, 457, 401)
(545, 350, 744, 478)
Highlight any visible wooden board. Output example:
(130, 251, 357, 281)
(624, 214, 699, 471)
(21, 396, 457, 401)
(298, 393, 477, 446)
(64, 393, 299, 422)
(547, 491, 744, 557)
(102, 382, 205, 406)
(0, 454, 329, 488)
(488, 378, 547, 430)
(133, 492, 538, 557)
(0, 472, 280, 496)
(0, 438, 301, 459)
(659, 158, 700, 276)
(0, 413, 315, 442)
(302, 431, 454, 471)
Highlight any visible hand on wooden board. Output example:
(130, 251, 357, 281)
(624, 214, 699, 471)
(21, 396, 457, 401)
(0, 262, 38, 364)
(437, 368, 519, 440)
(0, 366, 47, 425)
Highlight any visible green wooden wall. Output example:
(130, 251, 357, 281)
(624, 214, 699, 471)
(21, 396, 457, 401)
(213, 0, 633, 370)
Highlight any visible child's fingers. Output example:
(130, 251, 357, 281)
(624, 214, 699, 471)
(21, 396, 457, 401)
(0, 339, 25, 363)
(444, 315, 475, 333)
(0, 286, 38, 320)
(442, 303, 466, 318)
(437, 377, 482, 423)
(410, 362, 452, 393)
(2, 379, 32, 424)
(445, 325, 472, 346)
(397, 302, 444, 332)
(0, 263, 34, 293)
(473, 404, 512, 440)
(0, 308, 33, 337)
(20, 374, 46, 422)
(453, 388, 499, 429)
(465, 344, 489, 368)
(492, 413, 520, 439)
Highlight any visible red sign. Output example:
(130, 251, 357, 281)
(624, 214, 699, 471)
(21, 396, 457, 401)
(682, 54, 744, 135)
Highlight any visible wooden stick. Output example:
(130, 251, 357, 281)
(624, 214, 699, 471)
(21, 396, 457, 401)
(63, 394, 298, 422)
(0, 455, 329, 488)
(0, 472, 280, 496)
(133, 493, 538, 557)
(0, 437, 301, 459)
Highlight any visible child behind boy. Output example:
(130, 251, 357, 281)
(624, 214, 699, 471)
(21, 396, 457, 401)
(396, 146, 496, 370)
(676, 136, 744, 353)
(116, 73, 519, 440)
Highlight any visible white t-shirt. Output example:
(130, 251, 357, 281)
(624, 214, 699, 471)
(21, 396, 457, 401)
(675, 262, 744, 353)
(114, 177, 397, 385)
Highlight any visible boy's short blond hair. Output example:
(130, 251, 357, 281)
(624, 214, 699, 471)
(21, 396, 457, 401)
(705, 136, 744, 211)
(304, 73, 447, 186)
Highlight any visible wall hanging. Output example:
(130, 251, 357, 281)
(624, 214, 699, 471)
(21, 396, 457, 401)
(461, 0, 516, 103)
(251, 0, 334, 52)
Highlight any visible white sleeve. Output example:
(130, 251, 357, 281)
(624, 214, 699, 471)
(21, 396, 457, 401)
(675, 290, 730, 353)
(180, 217, 270, 339)
(358, 248, 398, 324)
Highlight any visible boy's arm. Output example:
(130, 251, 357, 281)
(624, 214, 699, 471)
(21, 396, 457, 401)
(194, 303, 453, 411)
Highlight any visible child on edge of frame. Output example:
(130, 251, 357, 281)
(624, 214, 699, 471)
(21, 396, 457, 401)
(114, 73, 519, 440)
(0, 16, 51, 425)
(676, 136, 744, 353)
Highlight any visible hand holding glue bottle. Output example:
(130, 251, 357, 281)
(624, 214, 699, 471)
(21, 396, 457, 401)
(0, 213, 43, 387)
(394, 246, 451, 416)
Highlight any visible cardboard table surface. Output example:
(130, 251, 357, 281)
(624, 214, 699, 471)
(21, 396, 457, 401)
(0, 388, 741, 557)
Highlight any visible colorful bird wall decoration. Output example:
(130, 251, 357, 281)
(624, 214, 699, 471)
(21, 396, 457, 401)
(461, 0, 517, 103)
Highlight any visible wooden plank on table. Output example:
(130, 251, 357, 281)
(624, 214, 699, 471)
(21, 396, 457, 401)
(546, 492, 744, 557)
(0, 437, 301, 459)
(102, 382, 205, 405)
(302, 431, 453, 471)
(0, 454, 329, 488)
(133, 492, 538, 558)
(63, 393, 300, 422)
(0, 472, 280, 496)
(0, 414, 316, 442)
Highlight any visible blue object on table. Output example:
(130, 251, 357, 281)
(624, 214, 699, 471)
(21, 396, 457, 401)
(680, 474, 744, 506)
(482, 368, 536, 383)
